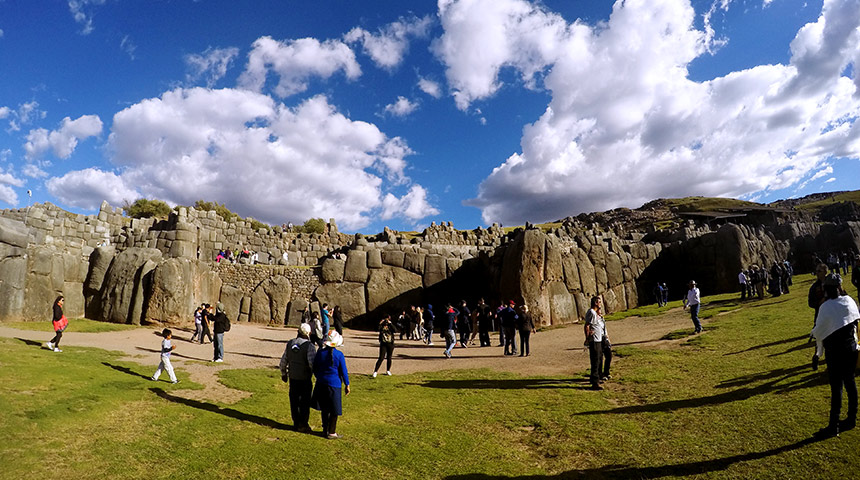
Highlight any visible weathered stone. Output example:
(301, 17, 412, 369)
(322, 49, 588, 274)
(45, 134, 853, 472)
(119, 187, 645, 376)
(366, 266, 422, 312)
(381, 249, 405, 268)
(0, 217, 29, 248)
(562, 253, 581, 292)
(62, 281, 85, 318)
(219, 284, 243, 323)
(98, 247, 163, 324)
(423, 255, 446, 288)
(286, 298, 308, 326)
(573, 247, 597, 296)
(314, 281, 366, 322)
(250, 284, 271, 324)
(404, 252, 426, 274)
(547, 281, 575, 326)
(544, 237, 564, 282)
(321, 258, 346, 283)
(606, 252, 623, 287)
(367, 248, 383, 268)
(264, 275, 292, 324)
(343, 250, 368, 283)
(446, 258, 462, 277)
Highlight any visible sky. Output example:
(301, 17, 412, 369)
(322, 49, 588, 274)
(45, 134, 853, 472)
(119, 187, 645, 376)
(1, 0, 859, 234)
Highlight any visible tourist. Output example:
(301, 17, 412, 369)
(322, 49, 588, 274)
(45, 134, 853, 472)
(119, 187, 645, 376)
(423, 304, 435, 345)
(301, 304, 311, 325)
(769, 263, 783, 297)
(443, 304, 459, 358)
(413, 305, 424, 340)
(496, 300, 506, 347)
(211, 303, 230, 363)
(738, 270, 748, 301)
(475, 298, 492, 347)
(280, 323, 316, 433)
(332, 305, 344, 336)
(45, 295, 67, 353)
(457, 300, 472, 348)
(199, 304, 213, 344)
(809, 263, 829, 327)
(780, 261, 791, 294)
(811, 273, 859, 439)
(190, 305, 204, 342)
(151, 328, 179, 384)
(312, 330, 351, 439)
(584, 296, 611, 390)
(372, 314, 396, 377)
(654, 282, 665, 307)
(321, 303, 331, 334)
(683, 280, 702, 334)
(517, 305, 537, 357)
(398, 310, 409, 340)
(852, 255, 860, 302)
(828, 252, 839, 273)
(500, 300, 519, 356)
(309, 311, 324, 348)
(661, 283, 670, 305)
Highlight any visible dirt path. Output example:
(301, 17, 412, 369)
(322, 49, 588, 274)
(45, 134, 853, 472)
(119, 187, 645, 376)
(0, 307, 700, 403)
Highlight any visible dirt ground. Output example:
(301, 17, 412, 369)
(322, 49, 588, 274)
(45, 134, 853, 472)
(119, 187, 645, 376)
(0, 307, 699, 404)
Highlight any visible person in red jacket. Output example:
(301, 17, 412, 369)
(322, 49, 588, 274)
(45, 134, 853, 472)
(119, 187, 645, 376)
(46, 296, 67, 353)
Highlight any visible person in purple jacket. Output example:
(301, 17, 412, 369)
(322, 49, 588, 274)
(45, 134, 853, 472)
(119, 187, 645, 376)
(312, 330, 351, 439)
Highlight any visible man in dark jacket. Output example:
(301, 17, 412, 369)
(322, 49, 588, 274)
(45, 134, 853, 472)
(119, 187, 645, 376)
(212, 302, 230, 362)
(809, 263, 829, 328)
(499, 301, 519, 356)
(279, 323, 316, 432)
(475, 299, 492, 347)
(457, 301, 472, 348)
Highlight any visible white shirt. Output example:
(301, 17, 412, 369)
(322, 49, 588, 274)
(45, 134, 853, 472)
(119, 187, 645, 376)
(738, 272, 747, 284)
(685, 288, 700, 307)
(585, 308, 605, 342)
(161, 338, 172, 358)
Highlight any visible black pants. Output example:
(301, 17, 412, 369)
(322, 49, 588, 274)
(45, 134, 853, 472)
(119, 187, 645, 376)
(740, 284, 747, 300)
(374, 343, 394, 372)
(459, 329, 470, 346)
(200, 324, 212, 343)
(289, 378, 313, 428)
(825, 348, 858, 427)
(504, 327, 517, 355)
(588, 338, 612, 385)
(519, 330, 531, 356)
(50, 330, 63, 347)
(479, 328, 491, 347)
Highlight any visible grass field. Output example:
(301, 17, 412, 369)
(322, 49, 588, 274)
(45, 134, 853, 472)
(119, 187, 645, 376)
(1, 276, 856, 479)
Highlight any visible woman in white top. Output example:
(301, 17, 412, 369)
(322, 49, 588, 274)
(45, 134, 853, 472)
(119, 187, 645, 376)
(683, 280, 702, 334)
(584, 296, 611, 390)
(811, 273, 859, 438)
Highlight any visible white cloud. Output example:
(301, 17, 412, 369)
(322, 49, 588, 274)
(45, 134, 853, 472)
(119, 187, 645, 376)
(825, 177, 836, 183)
(238, 36, 361, 98)
(345, 15, 433, 69)
(7, 101, 46, 131)
(24, 114, 103, 159)
(46, 168, 139, 209)
(0, 106, 9, 119)
(797, 166, 833, 189)
(384, 96, 419, 117)
(22, 163, 49, 178)
(185, 47, 240, 87)
(67, 0, 106, 35)
(418, 77, 443, 98)
(0, 166, 24, 205)
(381, 185, 439, 220)
(120, 35, 137, 60)
(446, 0, 860, 225)
(82, 87, 435, 229)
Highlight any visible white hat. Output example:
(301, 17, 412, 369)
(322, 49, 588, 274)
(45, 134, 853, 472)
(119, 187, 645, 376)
(323, 330, 343, 348)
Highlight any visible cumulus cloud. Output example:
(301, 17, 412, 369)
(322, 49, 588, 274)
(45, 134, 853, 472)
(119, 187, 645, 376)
(0, 106, 9, 119)
(67, 0, 106, 35)
(185, 47, 240, 87)
(6, 101, 46, 132)
(418, 77, 443, 98)
(446, 0, 860, 225)
(0, 166, 24, 205)
(797, 166, 834, 189)
(383, 96, 419, 117)
(71, 87, 436, 229)
(345, 15, 433, 69)
(22, 163, 49, 178)
(24, 114, 103, 159)
(46, 168, 139, 209)
(238, 36, 361, 98)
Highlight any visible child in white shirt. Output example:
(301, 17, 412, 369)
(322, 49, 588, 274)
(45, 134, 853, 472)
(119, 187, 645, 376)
(151, 328, 179, 384)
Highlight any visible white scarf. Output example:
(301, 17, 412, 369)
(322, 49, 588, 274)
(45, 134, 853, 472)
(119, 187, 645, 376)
(812, 295, 860, 343)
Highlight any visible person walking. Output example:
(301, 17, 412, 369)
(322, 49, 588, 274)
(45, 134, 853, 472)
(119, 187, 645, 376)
(309, 311, 324, 349)
(423, 304, 435, 345)
(372, 314, 396, 377)
(809, 263, 829, 327)
(584, 296, 611, 390)
(811, 273, 860, 438)
(517, 305, 537, 356)
(332, 305, 344, 336)
(654, 283, 665, 307)
(211, 303, 230, 363)
(199, 304, 214, 344)
(499, 301, 519, 356)
(45, 295, 67, 353)
(475, 299, 492, 347)
(320, 304, 331, 335)
(190, 305, 204, 342)
(683, 280, 702, 334)
(151, 328, 179, 384)
(312, 330, 350, 439)
(443, 304, 459, 358)
(280, 323, 316, 433)
(457, 300, 472, 348)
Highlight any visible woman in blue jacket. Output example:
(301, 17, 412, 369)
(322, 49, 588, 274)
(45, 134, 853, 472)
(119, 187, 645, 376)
(312, 330, 351, 439)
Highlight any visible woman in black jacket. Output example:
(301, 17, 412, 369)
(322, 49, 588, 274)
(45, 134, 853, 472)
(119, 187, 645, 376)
(45, 296, 67, 352)
(372, 314, 396, 377)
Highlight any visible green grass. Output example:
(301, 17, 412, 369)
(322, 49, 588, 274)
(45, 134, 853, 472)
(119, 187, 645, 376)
(0, 275, 856, 479)
(793, 191, 860, 211)
(1, 318, 144, 333)
(662, 196, 762, 212)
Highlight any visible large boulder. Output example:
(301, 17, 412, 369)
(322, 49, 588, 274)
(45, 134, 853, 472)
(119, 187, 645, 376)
(423, 255, 447, 288)
(321, 258, 345, 283)
(606, 252, 623, 287)
(314, 281, 366, 322)
(146, 258, 194, 323)
(562, 253, 581, 292)
(250, 275, 292, 324)
(343, 250, 368, 283)
(98, 248, 163, 324)
(0, 216, 28, 249)
(0, 256, 26, 320)
(547, 281, 575, 326)
(84, 245, 116, 317)
(366, 266, 422, 312)
(219, 285, 243, 322)
(381, 249, 405, 268)
(286, 298, 309, 326)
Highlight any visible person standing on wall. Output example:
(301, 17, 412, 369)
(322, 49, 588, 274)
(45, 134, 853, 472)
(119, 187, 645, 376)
(211, 303, 230, 363)
(280, 323, 316, 433)
(584, 296, 611, 390)
(683, 280, 702, 334)
(45, 296, 67, 353)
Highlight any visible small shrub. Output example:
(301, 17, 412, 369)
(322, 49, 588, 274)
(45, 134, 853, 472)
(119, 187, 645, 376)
(300, 218, 326, 234)
(193, 200, 239, 222)
(124, 199, 171, 219)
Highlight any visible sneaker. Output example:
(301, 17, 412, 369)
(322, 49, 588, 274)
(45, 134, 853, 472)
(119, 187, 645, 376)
(813, 425, 839, 439)
(46, 342, 53, 350)
(601, 375, 612, 381)
(444, 351, 452, 358)
(372, 372, 377, 378)
(385, 371, 391, 376)
(427, 342, 434, 346)
(171, 380, 180, 385)
(150, 377, 157, 381)
(53, 348, 62, 352)
(327, 433, 340, 439)
(589, 384, 604, 391)
(214, 359, 223, 363)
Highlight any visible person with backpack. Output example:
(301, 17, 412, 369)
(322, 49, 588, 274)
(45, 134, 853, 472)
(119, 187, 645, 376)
(372, 314, 396, 377)
(280, 323, 316, 433)
(309, 311, 324, 349)
(211, 302, 230, 363)
(422, 304, 435, 345)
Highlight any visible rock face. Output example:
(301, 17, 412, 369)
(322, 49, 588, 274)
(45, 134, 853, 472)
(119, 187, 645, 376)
(314, 282, 366, 323)
(98, 248, 163, 324)
(146, 258, 222, 324)
(366, 266, 422, 313)
(250, 275, 292, 324)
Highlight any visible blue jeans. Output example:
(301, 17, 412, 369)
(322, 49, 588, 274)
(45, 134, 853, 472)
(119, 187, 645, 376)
(424, 325, 434, 343)
(689, 304, 701, 332)
(445, 330, 457, 356)
(213, 333, 224, 360)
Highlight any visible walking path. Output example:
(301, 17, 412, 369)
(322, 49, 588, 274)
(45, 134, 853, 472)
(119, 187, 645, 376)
(0, 307, 701, 404)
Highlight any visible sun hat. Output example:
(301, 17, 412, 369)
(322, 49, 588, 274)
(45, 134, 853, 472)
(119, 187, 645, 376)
(299, 323, 311, 336)
(323, 330, 344, 348)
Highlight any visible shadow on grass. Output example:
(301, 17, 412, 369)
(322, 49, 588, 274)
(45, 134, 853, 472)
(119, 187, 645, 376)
(577, 367, 824, 415)
(724, 334, 810, 356)
(150, 387, 291, 431)
(768, 341, 814, 358)
(102, 362, 153, 380)
(15, 337, 44, 347)
(408, 378, 589, 390)
(443, 437, 817, 479)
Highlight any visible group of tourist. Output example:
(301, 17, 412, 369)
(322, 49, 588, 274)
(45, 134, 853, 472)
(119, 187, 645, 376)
(737, 260, 793, 300)
(190, 302, 230, 362)
(215, 248, 258, 264)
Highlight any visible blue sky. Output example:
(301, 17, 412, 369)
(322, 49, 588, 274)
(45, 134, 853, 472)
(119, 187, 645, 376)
(1, 0, 858, 233)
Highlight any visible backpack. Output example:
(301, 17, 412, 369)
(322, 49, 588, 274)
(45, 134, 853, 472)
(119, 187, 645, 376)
(224, 316, 231, 332)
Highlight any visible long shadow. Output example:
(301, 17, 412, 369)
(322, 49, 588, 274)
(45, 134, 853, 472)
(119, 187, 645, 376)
(725, 334, 809, 356)
(227, 350, 279, 360)
(135, 346, 210, 362)
(768, 341, 813, 358)
(714, 364, 809, 389)
(443, 437, 818, 479)
(747, 298, 792, 308)
(150, 387, 291, 431)
(103, 362, 152, 380)
(16, 337, 43, 347)
(409, 378, 585, 390)
(577, 368, 824, 415)
(250, 337, 287, 344)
